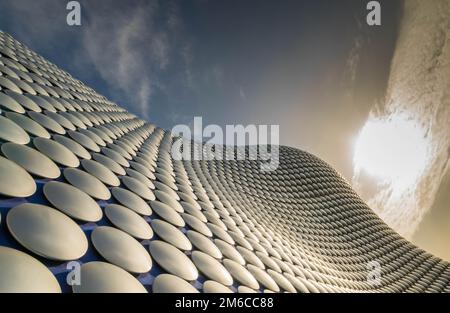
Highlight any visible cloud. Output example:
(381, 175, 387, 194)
(81, 0, 187, 119)
(344, 36, 363, 85)
(181, 43, 194, 89)
(352, 0, 450, 239)
(342, 12, 366, 93)
(239, 87, 246, 100)
(0, 0, 194, 121)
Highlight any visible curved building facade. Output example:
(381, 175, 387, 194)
(0, 31, 449, 293)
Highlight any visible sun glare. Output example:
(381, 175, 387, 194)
(354, 114, 431, 189)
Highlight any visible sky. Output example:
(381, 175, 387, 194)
(0, 0, 448, 260)
(0, 0, 402, 177)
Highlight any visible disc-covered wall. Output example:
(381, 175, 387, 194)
(0, 31, 449, 293)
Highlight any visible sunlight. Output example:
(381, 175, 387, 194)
(354, 113, 431, 191)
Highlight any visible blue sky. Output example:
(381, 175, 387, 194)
(0, 0, 402, 179)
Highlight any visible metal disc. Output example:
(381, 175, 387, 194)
(149, 240, 198, 281)
(1, 143, 60, 179)
(0, 246, 61, 293)
(152, 274, 199, 293)
(111, 187, 152, 216)
(6, 203, 88, 261)
(91, 226, 152, 274)
(33, 137, 80, 168)
(0, 115, 30, 144)
(151, 219, 191, 251)
(0, 156, 36, 197)
(43, 181, 102, 222)
(72, 262, 147, 293)
(63, 168, 111, 200)
(105, 204, 153, 240)
(191, 251, 233, 286)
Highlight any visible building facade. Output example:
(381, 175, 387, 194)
(0, 31, 449, 293)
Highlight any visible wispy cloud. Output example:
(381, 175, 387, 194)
(81, 0, 187, 119)
(239, 87, 246, 100)
(0, 0, 194, 121)
(344, 36, 363, 85)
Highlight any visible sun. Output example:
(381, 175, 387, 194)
(353, 113, 431, 190)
